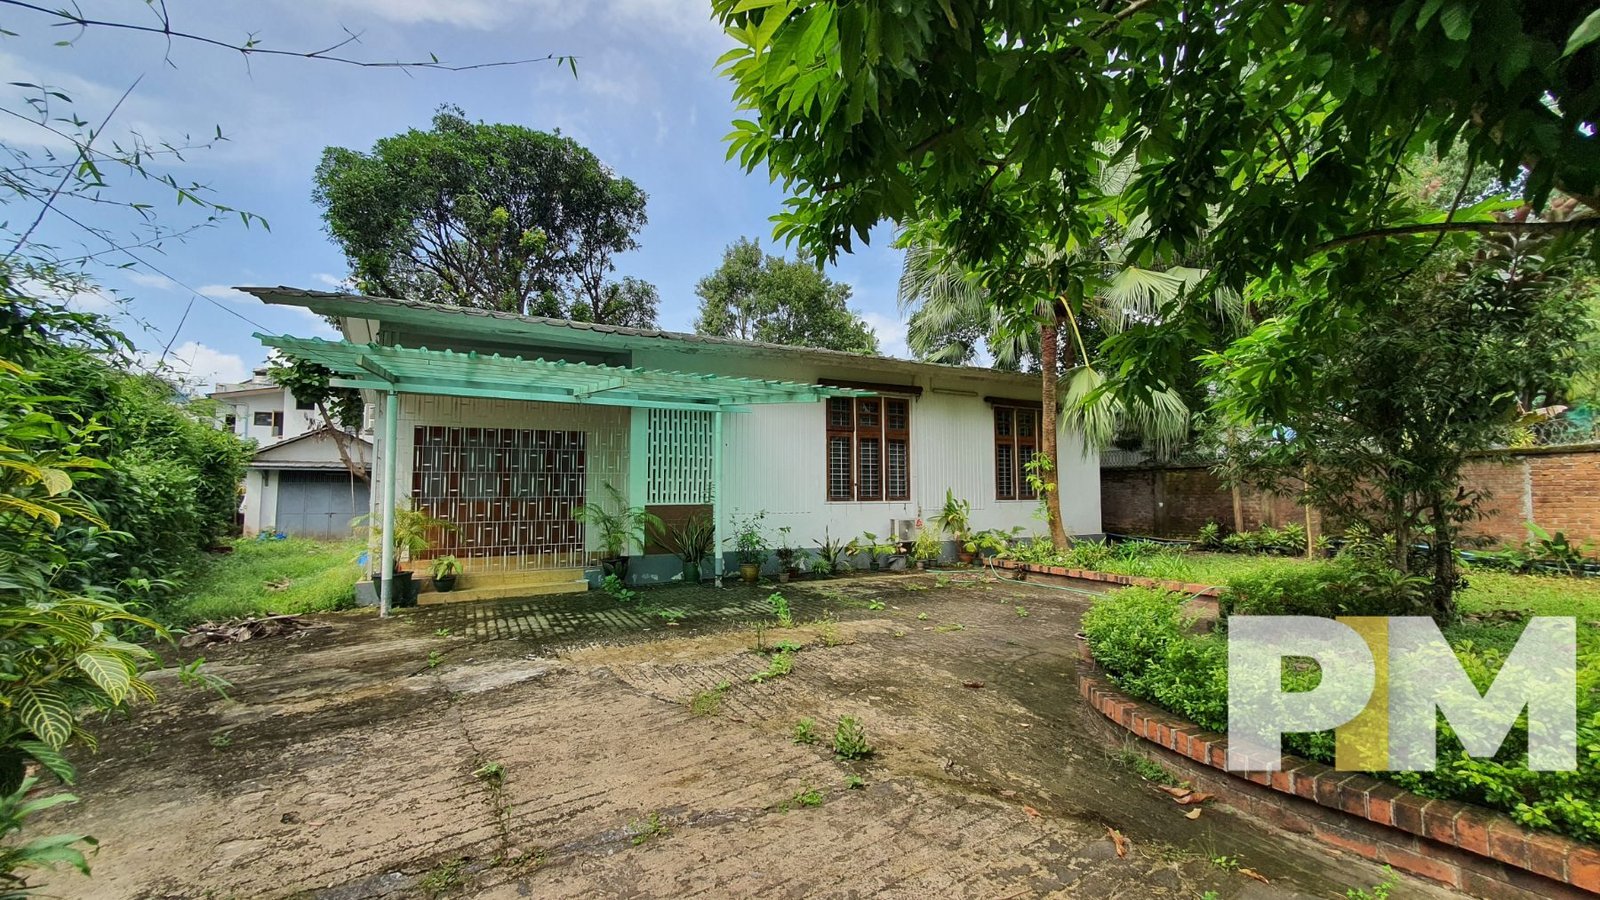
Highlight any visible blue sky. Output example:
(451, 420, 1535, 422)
(14, 0, 908, 388)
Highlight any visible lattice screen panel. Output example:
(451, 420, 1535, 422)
(646, 409, 714, 505)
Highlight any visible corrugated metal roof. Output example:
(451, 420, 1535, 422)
(237, 286, 1038, 386)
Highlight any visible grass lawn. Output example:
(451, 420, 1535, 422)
(161, 537, 365, 626)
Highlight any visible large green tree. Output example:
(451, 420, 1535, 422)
(714, 1, 1600, 389)
(314, 106, 656, 324)
(694, 237, 878, 352)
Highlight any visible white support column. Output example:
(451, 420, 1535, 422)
(378, 389, 399, 618)
(712, 408, 724, 588)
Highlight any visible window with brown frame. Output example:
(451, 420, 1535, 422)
(994, 405, 1040, 500)
(826, 396, 910, 502)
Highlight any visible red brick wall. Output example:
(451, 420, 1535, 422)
(1101, 446, 1600, 548)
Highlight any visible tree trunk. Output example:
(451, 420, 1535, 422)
(317, 401, 371, 485)
(1428, 497, 1459, 621)
(1040, 317, 1070, 550)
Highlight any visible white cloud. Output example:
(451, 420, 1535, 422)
(137, 341, 251, 393)
(313, 272, 353, 290)
(126, 272, 176, 291)
(861, 311, 910, 360)
(63, 285, 123, 315)
(197, 284, 252, 302)
(324, 0, 577, 30)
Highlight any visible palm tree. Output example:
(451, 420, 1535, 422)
(896, 231, 1232, 550)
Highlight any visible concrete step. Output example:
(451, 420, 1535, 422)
(451, 567, 588, 590)
(417, 577, 588, 606)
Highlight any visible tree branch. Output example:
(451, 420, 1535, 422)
(1313, 217, 1600, 254)
(0, 0, 575, 72)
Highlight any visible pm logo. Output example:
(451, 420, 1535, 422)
(1226, 616, 1577, 772)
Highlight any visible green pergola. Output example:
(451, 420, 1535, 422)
(256, 334, 866, 613)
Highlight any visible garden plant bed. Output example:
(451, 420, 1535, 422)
(991, 557, 1223, 598)
(1077, 644, 1600, 899)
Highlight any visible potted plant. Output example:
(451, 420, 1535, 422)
(855, 532, 898, 571)
(774, 526, 800, 583)
(662, 514, 715, 583)
(352, 502, 455, 608)
(431, 555, 462, 592)
(912, 528, 941, 570)
(814, 529, 850, 577)
(932, 490, 973, 562)
(963, 527, 1019, 562)
(574, 484, 663, 583)
(729, 511, 769, 583)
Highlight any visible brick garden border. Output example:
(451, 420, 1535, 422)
(1076, 641, 1600, 897)
(991, 557, 1222, 597)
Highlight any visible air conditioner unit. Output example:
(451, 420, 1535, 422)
(889, 519, 918, 543)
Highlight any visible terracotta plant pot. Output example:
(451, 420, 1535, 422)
(739, 563, 760, 583)
(958, 551, 976, 565)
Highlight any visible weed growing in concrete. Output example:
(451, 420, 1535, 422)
(602, 574, 636, 603)
(208, 731, 233, 749)
(867, 599, 887, 609)
(752, 621, 767, 652)
(833, 716, 874, 759)
(689, 680, 731, 716)
(750, 650, 795, 683)
(815, 616, 844, 647)
(1211, 855, 1240, 872)
(792, 718, 817, 744)
(418, 859, 465, 897)
(893, 630, 906, 638)
(780, 786, 824, 810)
(767, 592, 793, 628)
(1014, 606, 1029, 618)
(654, 606, 686, 624)
(628, 812, 670, 845)
(916, 612, 929, 621)
(933, 623, 964, 633)
(1345, 867, 1396, 900)
(434, 627, 452, 637)
(934, 575, 952, 588)
(845, 775, 865, 790)
(473, 761, 506, 786)
(1115, 748, 1180, 787)
(427, 650, 444, 668)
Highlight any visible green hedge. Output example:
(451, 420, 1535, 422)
(1082, 586, 1600, 843)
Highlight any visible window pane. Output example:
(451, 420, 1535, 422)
(1019, 445, 1037, 499)
(253, 411, 273, 426)
(857, 398, 880, 429)
(994, 407, 1013, 437)
(828, 435, 853, 500)
(885, 398, 908, 432)
(858, 437, 881, 499)
(996, 443, 1016, 500)
(828, 397, 853, 429)
(1017, 409, 1035, 438)
(886, 439, 908, 499)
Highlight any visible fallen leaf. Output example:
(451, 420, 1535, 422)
(1239, 868, 1269, 884)
(1157, 785, 1193, 800)
(1184, 808, 1202, 820)
(1175, 792, 1213, 806)
(999, 789, 1018, 799)
(1106, 827, 1129, 857)
(962, 680, 985, 689)
(1022, 805, 1041, 818)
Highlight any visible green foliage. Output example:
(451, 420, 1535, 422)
(1218, 560, 1427, 621)
(694, 237, 877, 353)
(430, 556, 461, 579)
(930, 490, 971, 541)
(266, 357, 361, 432)
(911, 528, 940, 563)
(573, 485, 661, 559)
(601, 574, 636, 603)
(627, 812, 670, 846)
(0, 777, 94, 894)
(1083, 579, 1600, 844)
(831, 716, 873, 760)
(1210, 243, 1592, 617)
(314, 104, 654, 325)
(158, 538, 361, 625)
(729, 510, 770, 566)
(688, 681, 731, 717)
(661, 514, 716, 572)
(791, 718, 817, 744)
(767, 592, 793, 629)
(813, 529, 851, 576)
(749, 649, 795, 684)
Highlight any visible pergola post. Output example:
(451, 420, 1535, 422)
(378, 389, 399, 618)
(712, 408, 724, 588)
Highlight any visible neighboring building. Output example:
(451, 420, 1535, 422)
(241, 287, 1103, 604)
(211, 368, 372, 539)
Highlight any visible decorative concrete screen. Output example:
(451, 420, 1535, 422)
(646, 408, 714, 505)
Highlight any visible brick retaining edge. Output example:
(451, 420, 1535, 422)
(992, 558, 1223, 597)
(1076, 642, 1600, 897)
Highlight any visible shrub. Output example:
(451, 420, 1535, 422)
(1219, 560, 1426, 622)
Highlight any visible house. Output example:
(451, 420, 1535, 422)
(211, 369, 373, 539)
(240, 287, 1102, 610)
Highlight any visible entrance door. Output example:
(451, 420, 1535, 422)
(412, 427, 587, 564)
(275, 471, 369, 538)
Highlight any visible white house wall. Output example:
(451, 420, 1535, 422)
(633, 346, 1102, 545)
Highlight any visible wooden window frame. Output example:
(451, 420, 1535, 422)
(994, 405, 1039, 501)
(825, 396, 911, 502)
